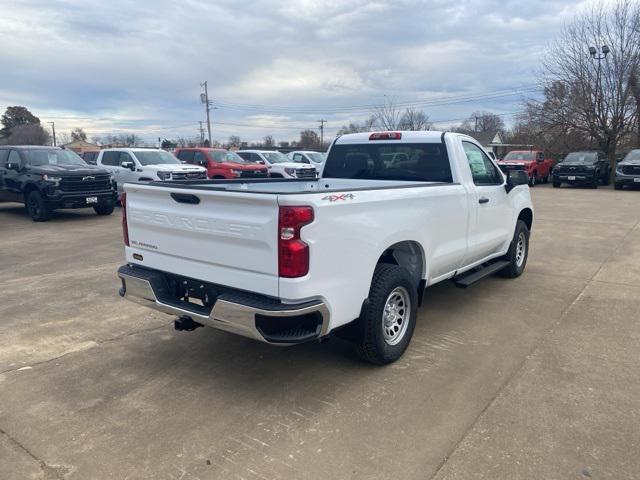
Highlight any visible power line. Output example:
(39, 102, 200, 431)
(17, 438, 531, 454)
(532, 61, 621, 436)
(211, 85, 541, 114)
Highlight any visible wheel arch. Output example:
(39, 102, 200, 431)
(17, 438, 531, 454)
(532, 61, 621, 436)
(517, 207, 533, 231)
(374, 240, 427, 304)
(22, 182, 41, 202)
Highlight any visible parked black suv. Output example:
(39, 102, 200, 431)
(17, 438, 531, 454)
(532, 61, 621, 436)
(614, 149, 640, 189)
(552, 151, 611, 188)
(0, 145, 117, 221)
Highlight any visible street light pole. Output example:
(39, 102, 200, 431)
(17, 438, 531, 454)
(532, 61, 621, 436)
(588, 44, 611, 175)
(48, 121, 56, 146)
(589, 44, 610, 114)
(200, 81, 212, 146)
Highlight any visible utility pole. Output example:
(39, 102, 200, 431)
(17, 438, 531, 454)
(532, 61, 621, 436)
(318, 119, 326, 149)
(200, 81, 212, 146)
(48, 121, 56, 146)
(474, 115, 478, 132)
(198, 121, 206, 146)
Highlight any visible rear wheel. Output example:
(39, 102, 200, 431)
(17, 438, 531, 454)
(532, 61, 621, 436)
(528, 173, 536, 187)
(94, 204, 114, 216)
(25, 190, 52, 222)
(354, 264, 418, 365)
(499, 220, 529, 278)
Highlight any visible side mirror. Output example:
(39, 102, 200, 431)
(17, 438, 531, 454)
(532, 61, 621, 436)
(6, 161, 22, 171)
(505, 170, 529, 193)
(121, 160, 135, 171)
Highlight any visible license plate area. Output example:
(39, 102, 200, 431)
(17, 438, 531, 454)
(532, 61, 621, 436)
(568, 176, 576, 181)
(86, 196, 98, 204)
(634, 178, 640, 183)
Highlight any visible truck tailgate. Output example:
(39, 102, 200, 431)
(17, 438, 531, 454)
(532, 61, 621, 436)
(124, 184, 280, 296)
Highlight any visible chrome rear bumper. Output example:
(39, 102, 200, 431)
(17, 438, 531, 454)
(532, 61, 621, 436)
(117, 265, 329, 345)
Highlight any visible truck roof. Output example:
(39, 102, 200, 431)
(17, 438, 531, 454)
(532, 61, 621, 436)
(335, 131, 445, 144)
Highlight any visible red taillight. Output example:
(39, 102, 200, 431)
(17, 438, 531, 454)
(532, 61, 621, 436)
(278, 206, 314, 278)
(121, 192, 130, 246)
(369, 132, 402, 140)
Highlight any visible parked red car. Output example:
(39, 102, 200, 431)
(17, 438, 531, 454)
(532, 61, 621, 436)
(174, 148, 269, 179)
(497, 150, 554, 187)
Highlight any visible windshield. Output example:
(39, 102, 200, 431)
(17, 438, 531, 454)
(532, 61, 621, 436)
(622, 150, 640, 162)
(306, 152, 325, 163)
(323, 143, 452, 182)
(503, 151, 534, 161)
(133, 150, 180, 166)
(24, 149, 86, 166)
(563, 152, 597, 163)
(211, 150, 250, 163)
(263, 152, 289, 164)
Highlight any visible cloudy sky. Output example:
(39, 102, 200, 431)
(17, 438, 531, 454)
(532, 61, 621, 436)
(0, 0, 593, 144)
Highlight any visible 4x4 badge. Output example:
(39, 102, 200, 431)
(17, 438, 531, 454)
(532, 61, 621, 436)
(322, 193, 354, 202)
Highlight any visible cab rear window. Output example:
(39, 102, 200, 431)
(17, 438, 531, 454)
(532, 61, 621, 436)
(323, 143, 452, 182)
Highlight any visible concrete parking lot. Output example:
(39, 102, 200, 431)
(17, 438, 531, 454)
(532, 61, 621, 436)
(1, 185, 639, 480)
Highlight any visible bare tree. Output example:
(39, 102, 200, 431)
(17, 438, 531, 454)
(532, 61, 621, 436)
(5, 124, 50, 145)
(372, 97, 402, 130)
(228, 135, 241, 148)
(630, 70, 640, 145)
(263, 135, 276, 148)
(298, 129, 320, 149)
(337, 115, 378, 135)
(531, 0, 640, 172)
(70, 127, 87, 142)
(457, 111, 505, 134)
(398, 107, 433, 131)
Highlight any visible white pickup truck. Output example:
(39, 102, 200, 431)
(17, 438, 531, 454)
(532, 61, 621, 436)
(117, 131, 532, 364)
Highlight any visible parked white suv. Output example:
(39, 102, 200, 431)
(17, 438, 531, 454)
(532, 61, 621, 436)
(97, 148, 206, 193)
(236, 150, 317, 178)
(118, 131, 532, 364)
(288, 150, 326, 168)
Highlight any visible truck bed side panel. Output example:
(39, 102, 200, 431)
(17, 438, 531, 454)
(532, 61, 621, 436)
(278, 184, 470, 329)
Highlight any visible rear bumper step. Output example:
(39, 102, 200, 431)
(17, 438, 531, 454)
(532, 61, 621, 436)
(117, 265, 330, 345)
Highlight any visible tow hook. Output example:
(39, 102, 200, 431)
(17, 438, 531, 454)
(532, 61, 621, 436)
(174, 316, 203, 332)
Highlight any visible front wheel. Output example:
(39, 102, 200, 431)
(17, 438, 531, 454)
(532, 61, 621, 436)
(354, 264, 418, 365)
(499, 220, 530, 278)
(26, 190, 52, 222)
(553, 178, 561, 188)
(94, 204, 115, 216)
(614, 183, 623, 190)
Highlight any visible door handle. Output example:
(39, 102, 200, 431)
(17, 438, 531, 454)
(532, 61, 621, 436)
(479, 197, 490, 204)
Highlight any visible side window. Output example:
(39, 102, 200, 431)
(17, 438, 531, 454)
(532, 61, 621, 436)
(236, 152, 250, 161)
(194, 151, 207, 164)
(463, 141, 503, 185)
(101, 151, 120, 166)
(119, 152, 134, 165)
(8, 150, 21, 166)
(0, 149, 9, 166)
(251, 153, 263, 163)
(178, 150, 195, 163)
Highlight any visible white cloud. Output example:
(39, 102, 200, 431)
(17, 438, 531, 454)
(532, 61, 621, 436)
(0, 0, 588, 143)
